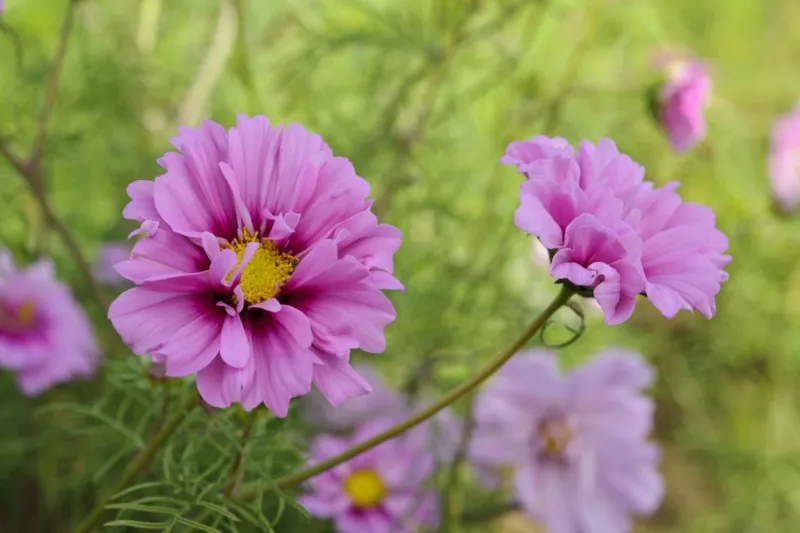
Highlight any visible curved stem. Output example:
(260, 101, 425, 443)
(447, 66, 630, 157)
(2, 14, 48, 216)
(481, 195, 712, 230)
(72, 394, 198, 533)
(241, 285, 574, 497)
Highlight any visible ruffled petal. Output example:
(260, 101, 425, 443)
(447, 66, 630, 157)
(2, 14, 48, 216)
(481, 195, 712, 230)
(153, 122, 237, 239)
(285, 240, 396, 355)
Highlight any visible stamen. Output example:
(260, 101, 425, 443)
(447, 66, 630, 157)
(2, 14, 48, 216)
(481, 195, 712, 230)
(227, 231, 295, 305)
(0, 301, 36, 331)
(539, 418, 572, 458)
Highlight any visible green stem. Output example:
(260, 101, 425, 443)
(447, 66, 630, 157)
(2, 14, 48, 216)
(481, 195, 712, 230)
(240, 285, 574, 497)
(73, 394, 198, 533)
(440, 395, 477, 532)
(224, 410, 258, 498)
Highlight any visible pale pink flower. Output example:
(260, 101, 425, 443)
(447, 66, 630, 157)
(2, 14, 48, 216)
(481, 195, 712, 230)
(504, 136, 730, 324)
(769, 104, 800, 214)
(301, 363, 462, 463)
(299, 419, 440, 533)
(0, 250, 99, 395)
(109, 115, 402, 416)
(470, 349, 664, 533)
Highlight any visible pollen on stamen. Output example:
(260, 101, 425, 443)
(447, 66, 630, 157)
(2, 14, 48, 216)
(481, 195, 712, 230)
(227, 232, 296, 305)
(0, 301, 37, 332)
(539, 418, 572, 458)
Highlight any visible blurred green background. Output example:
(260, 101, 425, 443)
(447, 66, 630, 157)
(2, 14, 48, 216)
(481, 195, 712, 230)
(2, 0, 800, 531)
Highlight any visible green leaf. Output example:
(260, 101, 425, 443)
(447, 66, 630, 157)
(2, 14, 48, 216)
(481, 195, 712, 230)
(173, 516, 223, 532)
(103, 519, 168, 529)
(105, 503, 182, 515)
(194, 501, 240, 522)
(110, 482, 167, 500)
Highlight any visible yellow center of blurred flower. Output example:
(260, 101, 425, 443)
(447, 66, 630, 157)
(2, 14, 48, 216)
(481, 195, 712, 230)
(344, 469, 386, 508)
(539, 418, 572, 457)
(0, 301, 36, 330)
(228, 233, 295, 305)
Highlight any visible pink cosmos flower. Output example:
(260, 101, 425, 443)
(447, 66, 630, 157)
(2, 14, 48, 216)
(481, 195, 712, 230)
(0, 250, 99, 395)
(299, 419, 440, 533)
(469, 349, 664, 533)
(768, 104, 800, 214)
(108, 115, 402, 417)
(93, 243, 132, 286)
(656, 59, 711, 153)
(504, 136, 730, 324)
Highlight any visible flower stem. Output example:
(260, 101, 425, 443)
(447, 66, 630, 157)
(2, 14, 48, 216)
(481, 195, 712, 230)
(224, 410, 259, 498)
(72, 393, 198, 533)
(242, 285, 574, 497)
(440, 395, 477, 531)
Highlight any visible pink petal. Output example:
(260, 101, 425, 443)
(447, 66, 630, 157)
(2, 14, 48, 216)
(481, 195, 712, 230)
(220, 313, 250, 368)
(311, 350, 372, 406)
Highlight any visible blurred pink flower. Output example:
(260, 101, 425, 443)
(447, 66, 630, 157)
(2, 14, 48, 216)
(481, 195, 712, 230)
(93, 243, 131, 286)
(301, 363, 462, 463)
(470, 349, 664, 533)
(504, 136, 730, 323)
(300, 419, 440, 533)
(657, 59, 711, 153)
(768, 104, 800, 214)
(109, 115, 402, 417)
(0, 250, 99, 395)
(301, 364, 406, 432)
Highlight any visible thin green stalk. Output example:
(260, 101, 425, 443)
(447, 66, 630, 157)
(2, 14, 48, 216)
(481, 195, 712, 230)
(440, 395, 477, 532)
(224, 410, 258, 498)
(72, 394, 198, 533)
(239, 285, 574, 497)
(0, 0, 111, 311)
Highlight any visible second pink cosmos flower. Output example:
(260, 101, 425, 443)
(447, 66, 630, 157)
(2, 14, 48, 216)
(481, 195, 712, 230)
(109, 115, 402, 417)
(504, 136, 730, 325)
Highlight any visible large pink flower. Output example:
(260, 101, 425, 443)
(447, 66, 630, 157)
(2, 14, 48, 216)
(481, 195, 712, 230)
(0, 250, 99, 395)
(299, 419, 440, 533)
(657, 59, 711, 153)
(505, 136, 730, 324)
(109, 115, 402, 417)
(768, 104, 800, 214)
(470, 349, 664, 533)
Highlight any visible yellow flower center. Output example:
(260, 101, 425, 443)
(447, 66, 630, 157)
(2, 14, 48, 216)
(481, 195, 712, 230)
(539, 418, 572, 457)
(228, 233, 295, 305)
(344, 469, 386, 508)
(0, 301, 36, 330)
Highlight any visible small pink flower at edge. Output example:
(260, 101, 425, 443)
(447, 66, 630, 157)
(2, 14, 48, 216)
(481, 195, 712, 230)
(768, 104, 800, 214)
(0, 250, 100, 395)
